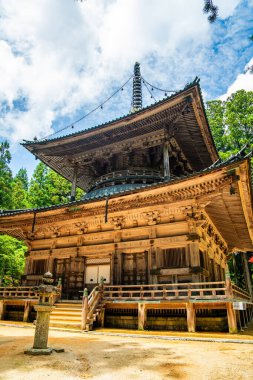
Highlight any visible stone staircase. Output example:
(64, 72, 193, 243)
(49, 299, 105, 330)
(50, 301, 82, 330)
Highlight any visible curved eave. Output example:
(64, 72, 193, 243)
(21, 81, 218, 190)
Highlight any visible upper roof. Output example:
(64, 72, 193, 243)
(22, 78, 219, 190)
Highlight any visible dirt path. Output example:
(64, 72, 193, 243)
(0, 325, 253, 380)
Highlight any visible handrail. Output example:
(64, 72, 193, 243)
(81, 285, 103, 330)
(232, 284, 251, 301)
(0, 286, 39, 299)
(102, 282, 251, 302)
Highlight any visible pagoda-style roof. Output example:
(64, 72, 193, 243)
(22, 79, 218, 191)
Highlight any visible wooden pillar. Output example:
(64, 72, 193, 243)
(81, 288, 88, 330)
(0, 301, 5, 320)
(163, 141, 170, 180)
(24, 257, 30, 275)
(186, 303, 196, 332)
(150, 246, 158, 284)
(138, 303, 147, 330)
(110, 253, 114, 285)
(189, 243, 200, 282)
(232, 253, 238, 285)
(47, 256, 54, 273)
(242, 252, 253, 299)
(70, 165, 78, 202)
(23, 301, 31, 322)
(100, 308, 105, 328)
(227, 302, 238, 333)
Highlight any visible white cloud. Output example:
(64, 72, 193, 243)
(0, 0, 246, 147)
(216, 0, 241, 18)
(220, 57, 253, 99)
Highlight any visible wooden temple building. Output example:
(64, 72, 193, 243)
(0, 63, 253, 333)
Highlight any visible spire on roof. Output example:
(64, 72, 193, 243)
(132, 62, 142, 112)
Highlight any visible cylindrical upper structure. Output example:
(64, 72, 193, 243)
(132, 62, 142, 111)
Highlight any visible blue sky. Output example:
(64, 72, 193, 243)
(0, 0, 252, 178)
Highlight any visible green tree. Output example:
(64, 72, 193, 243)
(15, 168, 29, 191)
(206, 90, 253, 158)
(225, 90, 253, 149)
(28, 162, 51, 207)
(0, 235, 26, 286)
(0, 141, 13, 210)
(11, 168, 30, 209)
(28, 162, 84, 208)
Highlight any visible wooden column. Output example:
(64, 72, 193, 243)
(186, 303, 196, 332)
(47, 255, 54, 273)
(189, 243, 200, 282)
(100, 308, 105, 328)
(110, 253, 114, 285)
(227, 302, 238, 333)
(242, 252, 253, 299)
(163, 141, 170, 180)
(0, 301, 5, 320)
(70, 165, 78, 202)
(138, 303, 147, 330)
(23, 301, 31, 322)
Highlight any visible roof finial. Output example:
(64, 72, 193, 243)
(132, 62, 142, 112)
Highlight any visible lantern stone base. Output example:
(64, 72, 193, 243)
(24, 347, 53, 355)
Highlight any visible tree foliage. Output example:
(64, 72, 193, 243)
(0, 141, 13, 210)
(203, 0, 218, 23)
(28, 162, 84, 208)
(0, 235, 26, 286)
(206, 90, 253, 159)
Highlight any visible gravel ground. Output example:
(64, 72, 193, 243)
(0, 325, 253, 380)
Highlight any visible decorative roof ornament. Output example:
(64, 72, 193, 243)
(132, 62, 142, 112)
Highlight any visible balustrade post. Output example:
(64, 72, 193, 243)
(57, 278, 62, 300)
(81, 288, 89, 330)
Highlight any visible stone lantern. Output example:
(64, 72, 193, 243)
(25, 272, 63, 355)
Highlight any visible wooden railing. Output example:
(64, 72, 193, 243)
(102, 281, 251, 302)
(232, 284, 252, 301)
(0, 286, 38, 299)
(82, 285, 103, 330)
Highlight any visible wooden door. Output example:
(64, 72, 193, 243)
(54, 257, 85, 299)
(122, 252, 148, 285)
(85, 265, 110, 285)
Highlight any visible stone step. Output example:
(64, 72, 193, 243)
(52, 307, 82, 313)
(57, 300, 82, 304)
(51, 310, 82, 316)
(50, 321, 81, 329)
(50, 315, 81, 322)
(55, 303, 82, 310)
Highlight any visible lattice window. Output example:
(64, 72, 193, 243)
(162, 248, 186, 267)
(86, 257, 110, 265)
(32, 259, 47, 275)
